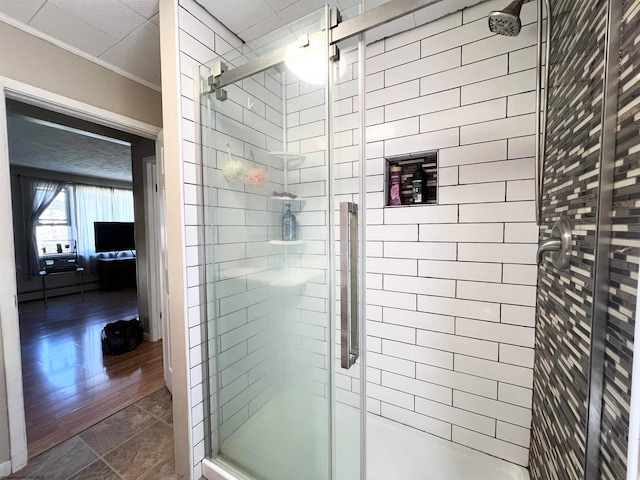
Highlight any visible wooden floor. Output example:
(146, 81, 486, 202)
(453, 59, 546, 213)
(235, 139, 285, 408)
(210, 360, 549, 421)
(18, 288, 165, 459)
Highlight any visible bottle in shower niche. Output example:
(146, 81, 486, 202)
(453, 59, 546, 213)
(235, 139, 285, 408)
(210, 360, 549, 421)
(282, 204, 297, 241)
(389, 166, 402, 206)
(412, 163, 428, 204)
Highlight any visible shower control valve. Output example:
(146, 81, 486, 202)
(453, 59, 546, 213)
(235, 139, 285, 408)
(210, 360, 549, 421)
(536, 216, 572, 270)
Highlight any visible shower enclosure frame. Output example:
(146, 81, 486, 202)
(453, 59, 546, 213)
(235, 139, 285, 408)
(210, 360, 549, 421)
(198, 5, 372, 479)
(200, 3, 456, 480)
(583, 0, 622, 478)
(208, 0, 447, 93)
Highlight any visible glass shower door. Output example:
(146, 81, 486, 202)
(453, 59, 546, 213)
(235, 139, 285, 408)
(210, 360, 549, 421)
(200, 7, 365, 480)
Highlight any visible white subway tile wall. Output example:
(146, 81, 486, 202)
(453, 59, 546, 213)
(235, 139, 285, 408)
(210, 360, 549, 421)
(177, 0, 542, 475)
(364, 0, 539, 467)
(179, 2, 226, 478)
(327, 44, 367, 413)
(177, 1, 292, 477)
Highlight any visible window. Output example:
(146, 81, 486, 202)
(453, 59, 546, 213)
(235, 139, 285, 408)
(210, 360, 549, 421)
(36, 188, 73, 256)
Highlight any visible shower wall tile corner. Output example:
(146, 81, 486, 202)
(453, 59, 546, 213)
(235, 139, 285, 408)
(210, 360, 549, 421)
(363, 0, 540, 467)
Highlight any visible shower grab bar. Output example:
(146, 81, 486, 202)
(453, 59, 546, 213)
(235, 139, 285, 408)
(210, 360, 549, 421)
(535, 0, 552, 226)
(340, 202, 359, 369)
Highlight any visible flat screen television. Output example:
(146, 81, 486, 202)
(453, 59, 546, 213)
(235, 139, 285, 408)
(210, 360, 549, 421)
(94, 222, 136, 253)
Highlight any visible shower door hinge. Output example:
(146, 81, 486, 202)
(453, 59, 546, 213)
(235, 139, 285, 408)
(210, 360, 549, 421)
(207, 61, 228, 101)
(330, 7, 342, 29)
(330, 44, 340, 62)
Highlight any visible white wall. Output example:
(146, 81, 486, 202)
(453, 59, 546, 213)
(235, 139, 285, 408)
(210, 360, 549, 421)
(362, 0, 539, 466)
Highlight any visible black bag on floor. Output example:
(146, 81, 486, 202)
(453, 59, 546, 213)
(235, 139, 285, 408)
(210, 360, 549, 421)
(101, 318, 143, 355)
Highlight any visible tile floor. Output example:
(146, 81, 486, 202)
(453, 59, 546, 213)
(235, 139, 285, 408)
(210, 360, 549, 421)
(8, 387, 177, 480)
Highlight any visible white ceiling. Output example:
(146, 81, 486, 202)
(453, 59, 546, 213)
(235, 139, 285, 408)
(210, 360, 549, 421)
(0, 0, 539, 94)
(198, 0, 362, 43)
(0, 0, 161, 87)
(0, 0, 502, 91)
(7, 114, 133, 183)
(0, 0, 508, 183)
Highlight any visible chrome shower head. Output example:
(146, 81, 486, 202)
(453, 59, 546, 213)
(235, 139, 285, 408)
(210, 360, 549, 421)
(488, 0, 524, 36)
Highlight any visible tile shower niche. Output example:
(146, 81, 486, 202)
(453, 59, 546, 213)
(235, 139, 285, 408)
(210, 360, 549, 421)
(385, 152, 438, 207)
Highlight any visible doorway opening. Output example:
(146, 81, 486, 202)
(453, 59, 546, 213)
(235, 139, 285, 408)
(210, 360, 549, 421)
(5, 98, 166, 459)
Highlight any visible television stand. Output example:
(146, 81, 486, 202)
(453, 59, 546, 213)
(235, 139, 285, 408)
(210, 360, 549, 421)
(98, 257, 136, 291)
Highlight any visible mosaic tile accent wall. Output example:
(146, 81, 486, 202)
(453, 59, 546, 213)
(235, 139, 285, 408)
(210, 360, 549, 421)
(528, 0, 607, 478)
(599, 0, 640, 478)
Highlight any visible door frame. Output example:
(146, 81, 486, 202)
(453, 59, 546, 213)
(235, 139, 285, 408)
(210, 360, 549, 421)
(142, 149, 172, 393)
(0, 76, 161, 471)
(143, 156, 162, 343)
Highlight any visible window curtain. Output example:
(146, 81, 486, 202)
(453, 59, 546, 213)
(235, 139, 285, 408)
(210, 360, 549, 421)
(20, 176, 64, 276)
(75, 185, 134, 274)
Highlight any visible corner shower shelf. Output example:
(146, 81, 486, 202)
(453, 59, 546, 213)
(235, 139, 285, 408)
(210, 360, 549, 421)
(268, 151, 306, 166)
(269, 195, 305, 203)
(269, 240, 306, 246)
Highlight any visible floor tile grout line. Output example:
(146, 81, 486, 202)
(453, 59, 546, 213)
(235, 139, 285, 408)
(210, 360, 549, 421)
(100, 454, 129, 480)
(107, 428, 174, 480)
(159, 417, 174, 428)
(103, 418, 173, 476)
(78, 397, 172, 460)
(25, 436, 96, 480)
(85, 417, 161, 461)
(65, 437, 125, 480)
(78, 421, 171, 480)
(15, 386, 174, 479)
(78, 430, 128, 480)
(136, 452, 175, 480)
(134, 391, 172, 420)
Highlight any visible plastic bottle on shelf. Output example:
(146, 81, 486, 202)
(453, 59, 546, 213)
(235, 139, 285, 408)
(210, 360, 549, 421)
(412, 163, 428, 204)
(282, 204, 297, 241)
(389, 166, 402, 206)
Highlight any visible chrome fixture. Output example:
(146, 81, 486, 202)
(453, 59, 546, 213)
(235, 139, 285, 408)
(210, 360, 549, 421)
(535, 0, 552, 226)
(340, 202, 359, 369)
(208, 0, 445, 91)
(536, 216, 572, 269)
(488, 0, 524, 36)
(489, 0, 552, 226)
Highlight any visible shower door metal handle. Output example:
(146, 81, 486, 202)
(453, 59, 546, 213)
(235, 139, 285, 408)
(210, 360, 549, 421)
(340, 202, 359, 369)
